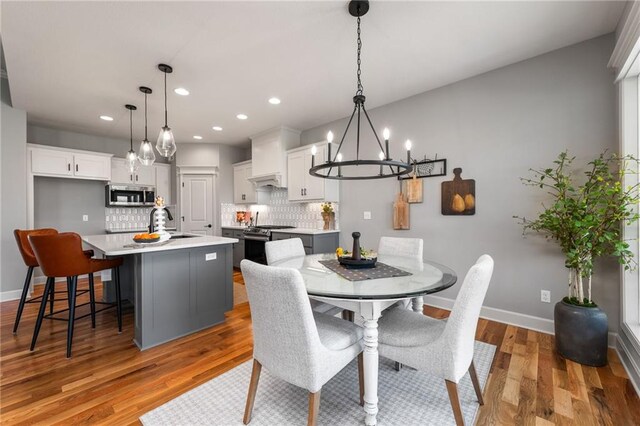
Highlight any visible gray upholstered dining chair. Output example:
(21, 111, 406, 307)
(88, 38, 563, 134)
(265, 238, 343, 317)
(378, 236, 424, 310)
(377, 255, 494, 426)
(241, 259, 365, 426)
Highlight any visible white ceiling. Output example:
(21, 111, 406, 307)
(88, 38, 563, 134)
(2, 1, 626, 146)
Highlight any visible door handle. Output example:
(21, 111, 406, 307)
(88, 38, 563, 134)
(68, 163, 71, 171)
(136, 175, 139, 182)
(75, 164, 79, 172)
(130, 174, 133, 181)
(303, 188, 307, 196)
(301, 188, 303, 196)
(205, 224, 212, 228)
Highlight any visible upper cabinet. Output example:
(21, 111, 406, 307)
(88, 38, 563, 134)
(155, 163, 172, 205)
(29, 145, 112, 181)
(287, 143, 339, 202)
(233, 161, 257, 204)
(110, 158, 156, 186)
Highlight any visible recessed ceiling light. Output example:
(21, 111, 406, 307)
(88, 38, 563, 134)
(236, 114, 248, 120)
(212, 126, 223, 131)
(174, 88, 190, 96)
(268, 97, 281, 105)
(193, 135, 203, 140)
(100, 115, 114, 121)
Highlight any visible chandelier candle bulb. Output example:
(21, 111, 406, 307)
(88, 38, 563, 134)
(327, 131, 334, 161)
(383, 128, 390, 160)
(405, 139, 412, 164)
(379, 151, 385, 175)
(337, 152, 343, 177)
(311, 145, 317, 167)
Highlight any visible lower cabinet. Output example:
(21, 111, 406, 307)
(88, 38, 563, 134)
(271, 232, 339, 255)
(222, 228, 245, 268)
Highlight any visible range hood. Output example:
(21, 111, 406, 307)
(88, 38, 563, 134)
(249, 126, 300, 188)
(247, 172, 283, 188)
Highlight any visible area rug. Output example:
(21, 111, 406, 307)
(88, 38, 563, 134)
(140, 341, 495, 426)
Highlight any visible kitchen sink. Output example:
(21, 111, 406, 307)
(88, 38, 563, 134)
(169, 234, 198, 239)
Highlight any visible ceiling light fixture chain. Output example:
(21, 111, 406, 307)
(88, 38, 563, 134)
(356, 15, 363, 95)
(308, 0, 413, 180)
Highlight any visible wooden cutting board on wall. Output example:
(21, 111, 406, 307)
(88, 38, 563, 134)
(393, 192, 410, 229)
(441, 167, 475, 215)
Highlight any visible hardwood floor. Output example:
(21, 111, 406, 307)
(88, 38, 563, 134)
(1, 272, 638, 425)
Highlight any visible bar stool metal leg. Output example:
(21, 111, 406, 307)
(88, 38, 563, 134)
(88, 273, 96, 328)
(13, 266, 35, 334)
(30, 277, 54, 351)
(66, 276, 78, 358)
(49, 282, 55, 315)
(114, 267, 123, 333)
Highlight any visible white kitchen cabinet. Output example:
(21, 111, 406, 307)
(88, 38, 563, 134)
(110, 158, 156, 186)
(31, 148, 74, 177)
(135, 164, 156, 186)
(30, 145, 111, 181)
(155, 163, 172, 205)
(287, 143, 339, 202)
(233, 161, 257, 204)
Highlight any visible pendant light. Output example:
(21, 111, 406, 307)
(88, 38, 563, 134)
(138, 86, 156, 166)
(156, 63, 177, 158)
(309, 0, 413, 180)
(125, 104, 139, 173)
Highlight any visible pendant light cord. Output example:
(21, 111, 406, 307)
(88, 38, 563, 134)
(129, 109, 133, 150)
(356, 15, 363, 95)
(144, 92, 148, 140)
(163, 71, 168, 127)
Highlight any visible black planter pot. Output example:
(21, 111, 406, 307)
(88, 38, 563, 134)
(554, 300, 608, 366)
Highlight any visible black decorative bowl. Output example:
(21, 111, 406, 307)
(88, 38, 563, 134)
(338, 256, 377, 269)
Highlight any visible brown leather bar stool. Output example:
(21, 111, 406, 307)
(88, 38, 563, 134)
(12, 229, 94, 334)
(28, 232, 124, 358)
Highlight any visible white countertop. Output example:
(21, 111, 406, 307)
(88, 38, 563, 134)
(220, 225, 248, 230)
(82, 233, 238, 256)
(270, 228, 340, 235)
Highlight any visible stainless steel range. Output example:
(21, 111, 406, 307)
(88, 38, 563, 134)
(243, 225, 295, 264)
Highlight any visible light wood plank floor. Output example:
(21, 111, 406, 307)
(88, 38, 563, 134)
(1, 272, 638, 425)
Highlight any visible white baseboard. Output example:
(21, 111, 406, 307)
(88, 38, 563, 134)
(423, 294, 619, 348)
(0, 289, 24, 302)
(616, 333, 640, 396)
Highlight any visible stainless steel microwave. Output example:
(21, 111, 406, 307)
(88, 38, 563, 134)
(105, 184, 155, 207)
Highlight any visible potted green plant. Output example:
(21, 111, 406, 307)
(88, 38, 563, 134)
(516, 151, 639, 366)
(321, 202, 335, 230)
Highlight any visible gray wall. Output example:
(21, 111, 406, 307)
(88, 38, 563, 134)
(301, 35, 620, 331)
(1, 98, 27, 295)
(27, 124, 170, 163)
(34, 177, 106, 235)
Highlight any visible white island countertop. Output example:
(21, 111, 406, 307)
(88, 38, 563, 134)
(270, 228, 340, 235)
(82, 233, 238, 256)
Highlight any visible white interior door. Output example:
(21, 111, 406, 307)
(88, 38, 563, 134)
(181, 174, 214, 235)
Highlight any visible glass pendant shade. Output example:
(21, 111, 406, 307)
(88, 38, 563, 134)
(138, 139, 156, 166)
(126, 149, 139, 173)
(156, 126, 176, 158)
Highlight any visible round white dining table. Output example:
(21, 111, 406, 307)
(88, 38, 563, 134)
(271, 253, 457, 426)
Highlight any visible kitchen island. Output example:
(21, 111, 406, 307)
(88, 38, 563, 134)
(82, 233, 238, 350)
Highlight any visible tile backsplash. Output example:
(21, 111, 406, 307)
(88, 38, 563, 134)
(221, 188, 339, 229)
(105, 205, 176, 232)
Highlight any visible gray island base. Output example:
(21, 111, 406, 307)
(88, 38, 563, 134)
(81, 233, 238, 350)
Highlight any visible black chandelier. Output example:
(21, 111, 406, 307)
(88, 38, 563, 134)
(309, 0, 413, 180)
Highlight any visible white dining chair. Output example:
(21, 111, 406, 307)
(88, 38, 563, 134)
(266, 238, 343, 317)
(378, 236, 424, 311)
(241, 260, 365, 426)
(376, 255, 494, 426)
